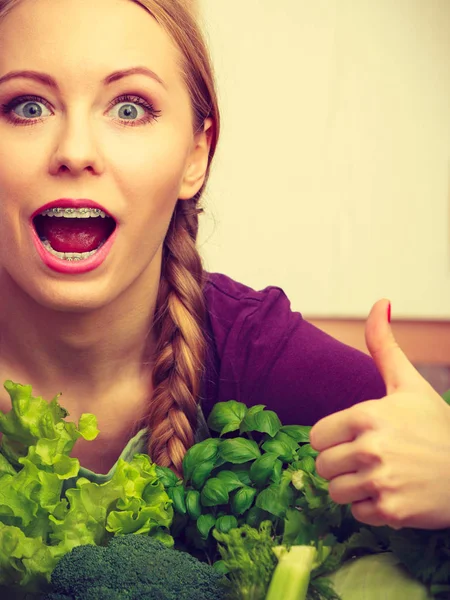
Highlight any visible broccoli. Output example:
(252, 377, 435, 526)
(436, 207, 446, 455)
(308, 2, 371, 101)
(44, 535, 227, 600)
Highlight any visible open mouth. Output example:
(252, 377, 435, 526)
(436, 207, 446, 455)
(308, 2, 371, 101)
(33, 207, 117, 262)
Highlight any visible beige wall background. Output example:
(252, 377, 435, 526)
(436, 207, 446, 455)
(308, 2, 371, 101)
(197, 0, 450, 320)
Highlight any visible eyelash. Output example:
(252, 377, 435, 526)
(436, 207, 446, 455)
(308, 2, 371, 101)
(0, 93, 161, 127)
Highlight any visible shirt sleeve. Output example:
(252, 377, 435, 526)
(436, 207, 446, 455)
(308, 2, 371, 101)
(203, 276, 386, 426)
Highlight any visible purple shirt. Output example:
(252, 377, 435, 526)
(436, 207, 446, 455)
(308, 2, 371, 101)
(202, 272, 386, 426)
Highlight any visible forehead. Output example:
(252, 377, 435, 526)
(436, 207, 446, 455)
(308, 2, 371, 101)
(0, 0, 182, 90)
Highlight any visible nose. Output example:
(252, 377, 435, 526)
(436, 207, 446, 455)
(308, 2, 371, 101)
(48, 112, 105, 176)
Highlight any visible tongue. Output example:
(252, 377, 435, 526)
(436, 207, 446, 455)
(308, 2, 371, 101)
(35, 216, 115, 253)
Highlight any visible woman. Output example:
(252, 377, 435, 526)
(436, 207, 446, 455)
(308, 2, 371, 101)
(0, 0, 448, 531)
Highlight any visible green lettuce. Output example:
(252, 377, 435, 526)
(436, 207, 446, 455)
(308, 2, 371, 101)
(0, 381, 173, 595)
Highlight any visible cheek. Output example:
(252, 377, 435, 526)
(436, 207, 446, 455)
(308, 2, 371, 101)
(107, 127, 190, 213)
(0, 132, 45, 210)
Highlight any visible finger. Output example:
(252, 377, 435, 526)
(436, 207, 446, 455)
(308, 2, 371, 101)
(365, 299, 423, 394)
(328, 472, 376, 505)
(310, 403, 376, 452)
(316, 439, 381, 480)
(350, 498, 388, 527)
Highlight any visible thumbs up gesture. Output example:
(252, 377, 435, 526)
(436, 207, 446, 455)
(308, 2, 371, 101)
(310, 299, 450, 530)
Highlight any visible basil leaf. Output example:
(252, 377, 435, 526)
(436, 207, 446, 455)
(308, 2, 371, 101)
(297, 444, 319, 459)
(186, 490, 202, 520)
(197, 514, 216, 540)
(182, 438, 221, 480)
(249, 452, 279, 487)
(219, 439, 261, 464)
(200, 478, 230, 507)
(240, 409, 282, 438)
(245, 405, 266, 417)
(279, 425, 311, 444)
(275, 431, 300, 451)
(215, 515, 238, 534)
(155, 465, 180, 488)
(261, 439, 295, 462)
(168, 485, 186, 515)
(216, 470, 244, 493)
(230, 464, 252, 486)
(245, 505, 270, 528)
(256, 485, 289, 518)
(270, 459, 283, 484)
(231, 486, 257, 516)
(207, 401, 247, 436)
(191, 460, 216, 490)
(298, 456, 316, 474)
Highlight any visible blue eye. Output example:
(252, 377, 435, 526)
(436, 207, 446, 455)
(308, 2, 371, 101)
(1, 96, 52, 122)
(17, 101, 49, 118)
(108, 95, 161, 126)
(1, 93, 161, 127)
(113, 102, 142, 121)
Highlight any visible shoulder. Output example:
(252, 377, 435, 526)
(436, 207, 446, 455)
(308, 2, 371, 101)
(204, 271, 282, 312)
(204, 270, 286, 320)
(202, 273, 386, 425)
(203, 272, 292, 364)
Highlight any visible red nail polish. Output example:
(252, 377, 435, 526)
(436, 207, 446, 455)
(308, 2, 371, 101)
(387, 303, 391, 323)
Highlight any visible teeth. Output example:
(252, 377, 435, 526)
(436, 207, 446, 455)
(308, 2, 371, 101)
(41, 207, 108, 218)
(41, 239, 98, 261)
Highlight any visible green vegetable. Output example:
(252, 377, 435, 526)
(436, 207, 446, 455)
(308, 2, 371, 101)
(266, 545, 317, 600)
(172, 400, 330, 563)
(2, 388, 450, 599)
(214, 521, 277, 600)
(174, 400, 450, 598)
(44, 534, 227, 600)
(328, 553, 433, 599)
(0, 381, 173, 595)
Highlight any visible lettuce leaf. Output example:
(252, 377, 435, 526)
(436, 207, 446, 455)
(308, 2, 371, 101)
(0, 381, 174, 594)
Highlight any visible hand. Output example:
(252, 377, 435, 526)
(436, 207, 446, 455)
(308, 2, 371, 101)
(310, 299, 450, 530)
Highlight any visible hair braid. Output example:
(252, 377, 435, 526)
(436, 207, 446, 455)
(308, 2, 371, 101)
(148, 199, 206, 475)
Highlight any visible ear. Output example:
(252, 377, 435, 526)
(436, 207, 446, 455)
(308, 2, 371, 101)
(179, 118, 214, 200)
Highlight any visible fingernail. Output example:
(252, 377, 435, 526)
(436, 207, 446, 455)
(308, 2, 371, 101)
(387, 302, 391, 323)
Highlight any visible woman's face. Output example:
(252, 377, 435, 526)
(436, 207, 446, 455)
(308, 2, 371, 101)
(0, 0, 208, 312)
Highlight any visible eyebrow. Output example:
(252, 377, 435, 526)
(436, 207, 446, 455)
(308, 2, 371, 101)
(0, 66, 167, 90)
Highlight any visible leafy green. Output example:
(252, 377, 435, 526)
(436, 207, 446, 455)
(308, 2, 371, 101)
(214, 521, 277, 600)
(208, 401, 248, 436)
(0, 381, 173, 595)
(169, 400, 450, 598)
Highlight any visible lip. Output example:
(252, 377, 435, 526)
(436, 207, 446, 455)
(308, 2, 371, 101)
(31, 198, 116, 220)
(29, 198, 118, 275)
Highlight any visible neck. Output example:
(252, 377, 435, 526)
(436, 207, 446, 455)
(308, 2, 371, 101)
(0, 264, 161, 411)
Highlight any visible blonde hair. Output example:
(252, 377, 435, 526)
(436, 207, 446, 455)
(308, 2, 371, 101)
(0, 0, 220, 476)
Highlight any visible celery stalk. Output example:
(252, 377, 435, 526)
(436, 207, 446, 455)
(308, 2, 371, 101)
(265, 545, 317, 600)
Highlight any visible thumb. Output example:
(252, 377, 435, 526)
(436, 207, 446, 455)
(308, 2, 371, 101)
(365, 299, 423, 394)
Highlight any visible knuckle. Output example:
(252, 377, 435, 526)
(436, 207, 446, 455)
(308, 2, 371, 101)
(375, 498, 405, 529)
(363, 475, 385, 496)
(350, 404, 378, 432)
(354, 437, 383, 468)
